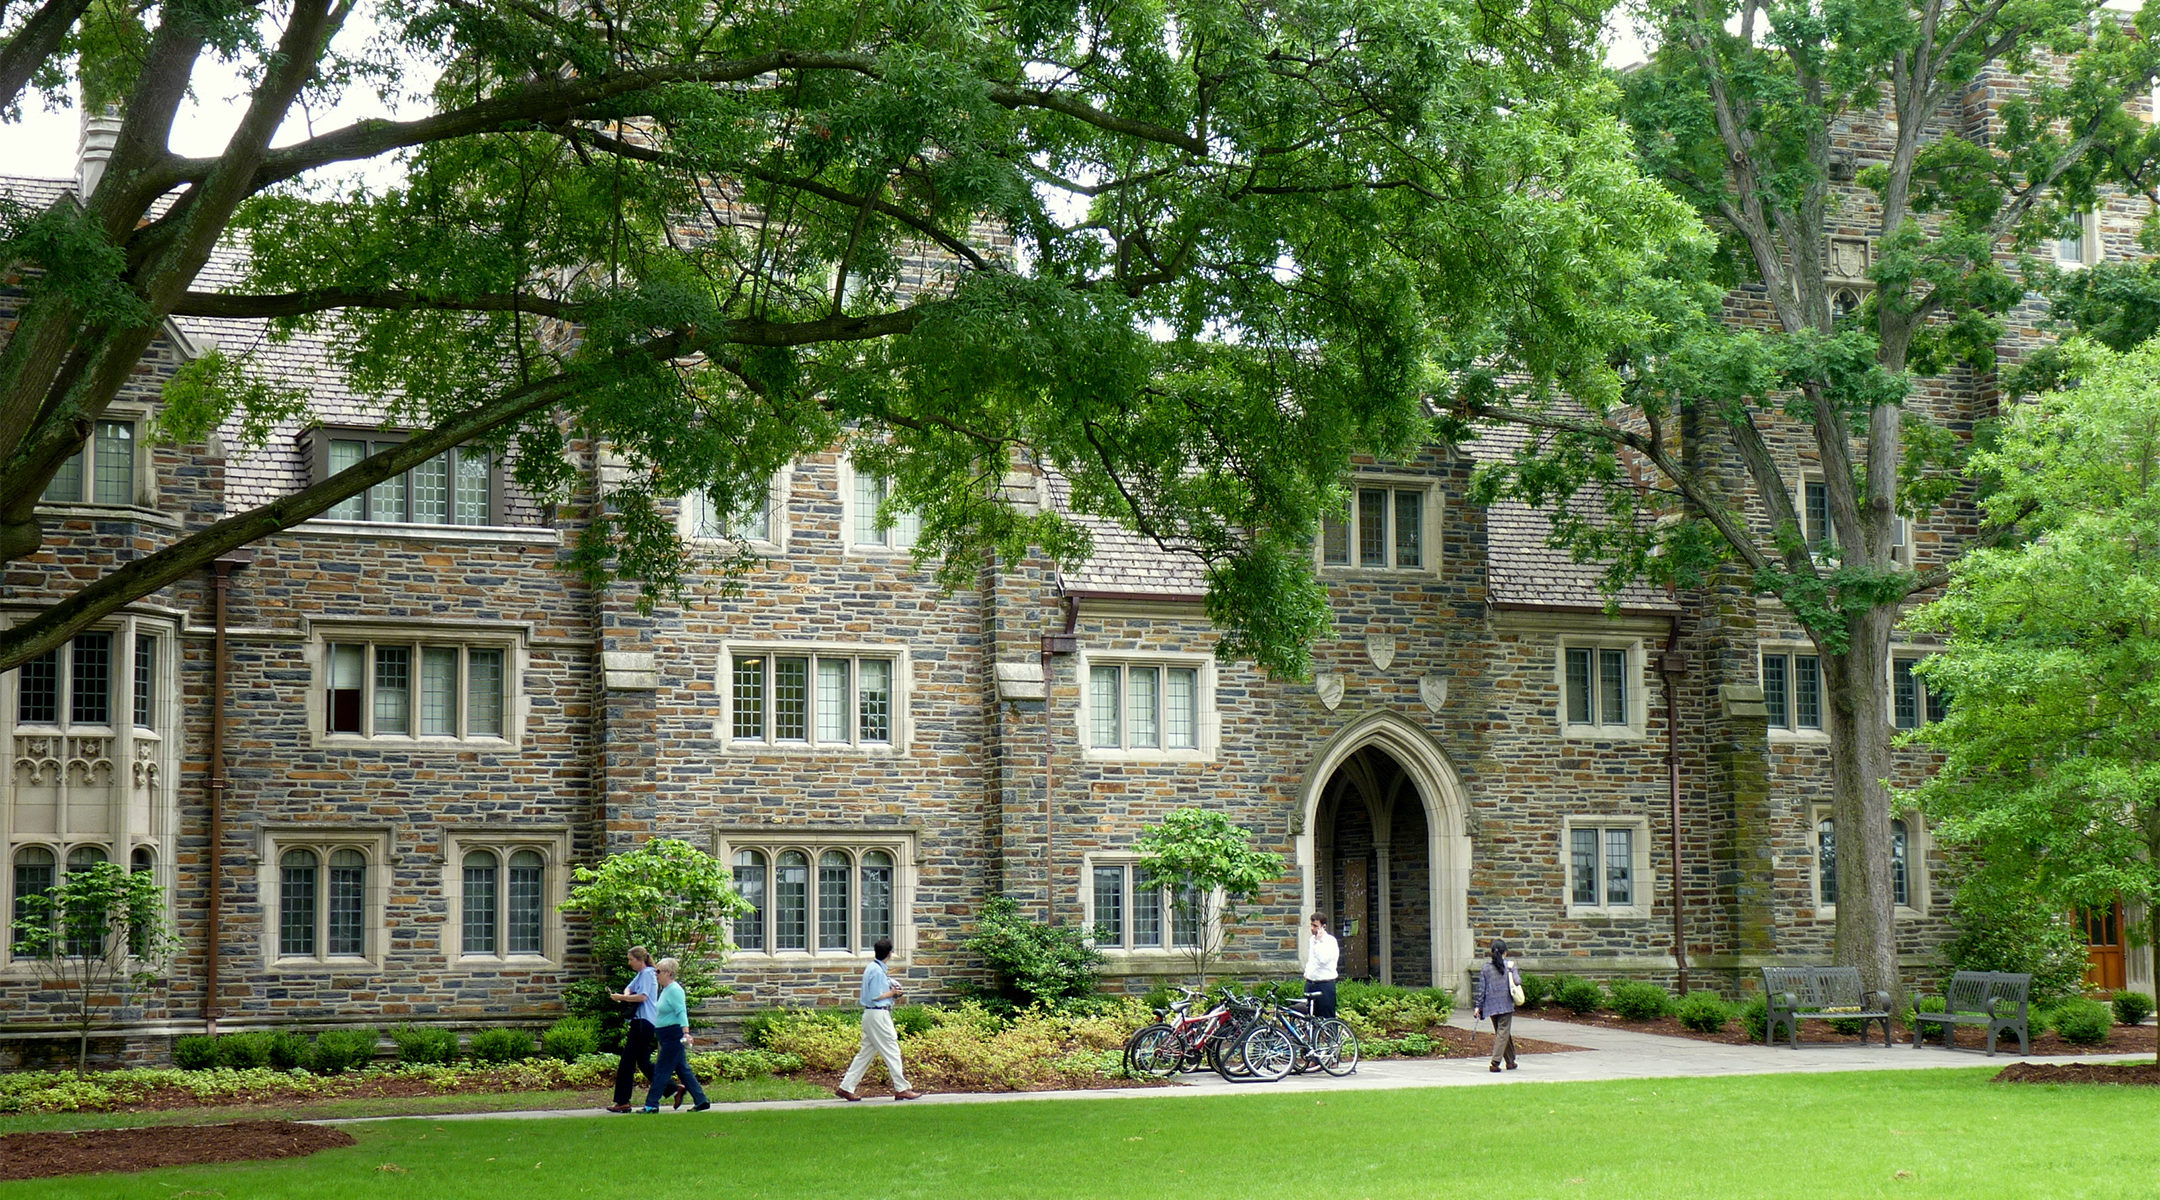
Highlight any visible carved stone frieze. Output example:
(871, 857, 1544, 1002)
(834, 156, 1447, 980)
(66, 736, 113, 785)
(13, 735, 61, 784)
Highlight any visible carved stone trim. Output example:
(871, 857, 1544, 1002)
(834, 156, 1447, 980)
(13, 735, 61, 784)
(1419, 674, 1448, 713)
(1366, 634, 1397, 671)
(132, 739, 161, 789)
(67, 736, 114, 785)
(1314, 673, 1346, 711)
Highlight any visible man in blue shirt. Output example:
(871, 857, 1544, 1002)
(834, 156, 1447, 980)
(834, 937, 922, 1101)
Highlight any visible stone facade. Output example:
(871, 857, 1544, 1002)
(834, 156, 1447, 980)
(6, 67, 2157, 1058)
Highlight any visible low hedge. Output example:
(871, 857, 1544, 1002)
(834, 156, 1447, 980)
(2112, 990, 2155, 1027)
(1675, 991, 1730, 1034)
(1609, 982, 1673, 1022)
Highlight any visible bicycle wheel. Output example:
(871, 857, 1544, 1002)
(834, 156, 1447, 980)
(1126, 1024, 1186, 1079)
(1317, 1017, 1359, 1076)
(1211, 1022, 1258, 1080)
(1240, 1025, 1297, 1083)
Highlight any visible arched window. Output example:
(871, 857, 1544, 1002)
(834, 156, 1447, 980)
(129, 846, 157, 954)
(774, 851, 809, 951)
(10, 846, 56, 952)
(1891, 819, 1910, 908)
(462, 849, 499, 955)
(818, 851, 852, 951)
(732, 850, 768, 951)
(63, 845, 109, 954)
(859, 851, 894, 948)
(280, 848, 320, 957)
(1817, 819, 1837, 907)
(328, 849, 367, 957)
(507, 849, 545, 955)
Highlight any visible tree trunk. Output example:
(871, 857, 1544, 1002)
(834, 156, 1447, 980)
(1820, 604, 1901, 1005)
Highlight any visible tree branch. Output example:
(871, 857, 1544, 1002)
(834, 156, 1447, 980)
(0, 0, 93, 119)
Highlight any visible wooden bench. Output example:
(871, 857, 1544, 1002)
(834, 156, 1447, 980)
(1909, 971, 2032, 1056)
(1760, 966, 1893, 1047)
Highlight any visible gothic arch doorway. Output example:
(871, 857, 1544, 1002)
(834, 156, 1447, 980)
(1294, 712, 1472, 988)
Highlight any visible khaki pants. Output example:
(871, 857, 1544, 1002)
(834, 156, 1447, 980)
(1489, 1012, 1516, 1068)
(842, 1007, 910, 1093)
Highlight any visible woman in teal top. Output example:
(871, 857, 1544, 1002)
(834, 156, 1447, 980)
(641, 958, 709, 1112)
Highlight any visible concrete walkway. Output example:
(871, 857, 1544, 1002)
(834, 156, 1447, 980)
(329, 1013, 2154, 1124)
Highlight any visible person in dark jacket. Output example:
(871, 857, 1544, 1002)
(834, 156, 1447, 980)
(1470, 938, 1521, 1072)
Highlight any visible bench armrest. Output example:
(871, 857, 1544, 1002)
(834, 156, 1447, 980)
(1770, 990, 1797, 1012)
(1869, 990, 1890, 1011)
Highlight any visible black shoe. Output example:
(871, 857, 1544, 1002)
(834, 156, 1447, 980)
(692, 1102, 711, 1112)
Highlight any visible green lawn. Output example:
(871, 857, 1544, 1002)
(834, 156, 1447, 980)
(8, 1069, 2153, 1199)
(0, 1075, 828, 1137)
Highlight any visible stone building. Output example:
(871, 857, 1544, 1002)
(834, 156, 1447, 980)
(5, 74, 2155, 1057)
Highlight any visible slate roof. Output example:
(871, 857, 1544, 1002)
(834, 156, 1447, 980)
(1467, 423, 1677, 613)
(1043, 471, 1211, 597)
(4, 174, 541, 522)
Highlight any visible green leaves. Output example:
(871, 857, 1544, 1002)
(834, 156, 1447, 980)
(560, 838, 750, 1010)
(1907, 333, 2160, 936)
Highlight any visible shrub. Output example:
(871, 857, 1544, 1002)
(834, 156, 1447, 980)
(1675, 991, 1730, 1034)
(893, 1004, 937, 1038)
(307, 1028, 379, 1075)
(739, 1008, 797, 1049)
(2112, 990, 2155, 1027)
(1140, 984, 1179, 1012)
(1393, 1031, 1434, 1057)
(263, 1029, 312, 1071)
(468, 1028, 536, 1065)
(757, 1010, 861, 1072)
(172, 1035, 218, 1071)
(1609, 981, 1673, 1022)
(543, 1016, 600, 1062)
(213, 1032, 271, 1070)
(2053, 999, 2112, 1046)
(1339, 982, 1450, 1034)
(1940, 878, 2089, 1006)
(689, 1048, 804, 1080)
(1739, 994, 1769, 1043)
(960, 897, 1102, 1015)
(1516, 972, 1553, 1010)
(390, 1024, 461, 1065)
(1554, 976, 1606, 1015)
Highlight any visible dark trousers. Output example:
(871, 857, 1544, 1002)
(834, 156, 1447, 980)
(1304, 978, 1338, 1019)
(645, 1024, 708, 1110)
(612, 1018, 657, 1105)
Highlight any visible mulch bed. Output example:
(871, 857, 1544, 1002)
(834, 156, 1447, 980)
(0, 1120, 354, 1182)
(1995, 1060, 2160, 1086)
(1527, 1008, 2159, 1057)
(1439, 1029, 1588, 1058)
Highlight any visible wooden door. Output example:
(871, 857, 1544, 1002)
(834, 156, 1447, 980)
(1342, 858, 1369, 980)
(2082, 902, 2126, 992)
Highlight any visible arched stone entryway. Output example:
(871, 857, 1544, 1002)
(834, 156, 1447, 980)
(1293, 711, 1472, 988)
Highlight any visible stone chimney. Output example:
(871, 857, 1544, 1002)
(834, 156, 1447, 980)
(77, 107, 123, 199)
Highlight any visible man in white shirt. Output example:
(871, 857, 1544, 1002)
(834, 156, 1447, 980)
(1304, 913, 1341, 1018)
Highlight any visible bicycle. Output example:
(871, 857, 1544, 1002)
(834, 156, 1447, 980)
(1238, 996, 1360, 1083)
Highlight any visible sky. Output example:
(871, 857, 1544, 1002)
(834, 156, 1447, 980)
(4, 22, 1654, 184)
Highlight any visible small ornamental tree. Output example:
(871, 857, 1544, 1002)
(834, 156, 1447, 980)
(10, 860, 177, 1074)
(1134, 808, 1285, 988)
(1907, 335, 2160, 1064)
(559, 838, 749, 1032)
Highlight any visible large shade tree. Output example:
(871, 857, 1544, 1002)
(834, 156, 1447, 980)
(1469, 0, 2160, 994)
(1906, 335, 2160, 1063)
(0, 0, 1692, 679)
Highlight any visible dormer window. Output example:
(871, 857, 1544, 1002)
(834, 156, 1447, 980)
(40, 419, 140, 507)
(307, 429, 501, 526)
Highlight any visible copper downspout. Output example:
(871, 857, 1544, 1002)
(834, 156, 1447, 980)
(1660, 618, 1689, 994)
(204, 553, 248, 1031)
(1039, 595, 1078, 922)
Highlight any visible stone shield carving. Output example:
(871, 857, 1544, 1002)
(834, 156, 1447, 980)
(1419, 674, 1448, 712)
(1366, 634, 1397, 671)
(1315, 673, 1345, 711)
